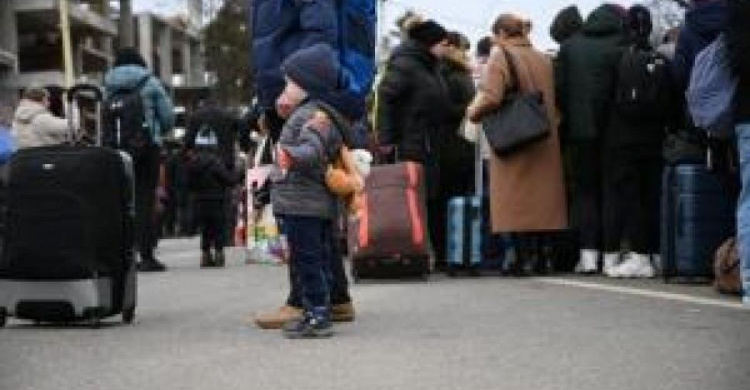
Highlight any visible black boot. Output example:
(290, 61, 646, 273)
(214, 250, 226, 267)
(138, 254, 167, 272)
(200, 250, 214, 268)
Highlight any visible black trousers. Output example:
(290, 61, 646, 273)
(569, 140, 604, 251)
(603, 146, 662, 254)
(286, 216, 351, 307)
(196, 198, 228, 252)
(133, 146, 161, 261)
(505, 231, 569, 275)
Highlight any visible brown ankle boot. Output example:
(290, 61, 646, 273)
(331, 302, 356, 322)
(253, 305, 303, 330)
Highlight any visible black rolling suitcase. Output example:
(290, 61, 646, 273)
(0, 85, 137, 327)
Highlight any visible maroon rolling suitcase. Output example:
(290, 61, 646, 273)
(348, 161, 431, 281)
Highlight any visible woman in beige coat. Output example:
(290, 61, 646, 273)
(467, 14, 567, 274)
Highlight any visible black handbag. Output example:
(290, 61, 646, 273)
(481, 47, 550, 158)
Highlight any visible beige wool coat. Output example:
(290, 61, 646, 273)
(468, 37, 567, 233)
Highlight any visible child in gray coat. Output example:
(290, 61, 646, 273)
(271, 43, 348, 339)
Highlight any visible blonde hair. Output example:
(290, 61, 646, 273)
(492, 14, 526, 38)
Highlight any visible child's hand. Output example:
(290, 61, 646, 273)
(277, 146, 293, 169)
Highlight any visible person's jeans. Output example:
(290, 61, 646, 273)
(281, 215, 333, 311)
(735, 123, 750, 300)
(285, 217, 350, 308)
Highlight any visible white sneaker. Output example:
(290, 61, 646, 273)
(612, 253, 655, 278)
(575, 250, 599, 274)
(603, 252, 621, 277)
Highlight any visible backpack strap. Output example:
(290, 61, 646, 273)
(131, 75, 151, 92)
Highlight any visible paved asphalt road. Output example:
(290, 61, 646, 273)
(1, 238, 749, 390)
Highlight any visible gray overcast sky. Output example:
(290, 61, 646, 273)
(133, 0, 642, 49)
(381, 0, 637, 49)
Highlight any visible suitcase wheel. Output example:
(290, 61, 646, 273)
(0, 307, 7, 328)
(122, 306, 136, 324)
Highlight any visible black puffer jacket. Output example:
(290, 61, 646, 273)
(556, 5, 627, 141)
(376, 40, 449, 163)
(438, 52, 475, 196)
(550, 6, 584, 45)
(728, 0, 750, 123)
(187, 149, 239, 201)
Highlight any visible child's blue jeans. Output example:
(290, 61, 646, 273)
(279, 215, 333, 312)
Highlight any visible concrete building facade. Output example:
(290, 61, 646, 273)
(0, 0, 207, 106)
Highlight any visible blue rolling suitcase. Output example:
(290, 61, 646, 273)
(661, 164, 736, 281)
(446, 132, 504, 275)
(447, 196, 483, 274)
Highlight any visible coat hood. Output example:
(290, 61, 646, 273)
(685, 0, 728, 40)
(441, 49, 472, 73)
(13, 100, 48, 124)
(391, 40, 438, 70)
(583, 4, 626, 37)
(104, 65, 153, 92)
(551, 6, 584, 44)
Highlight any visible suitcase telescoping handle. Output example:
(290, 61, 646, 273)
(65, 83, 104, 146)
(66, 84, 103, 103)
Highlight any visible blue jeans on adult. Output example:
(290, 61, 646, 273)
(279, 215, 333, 313)
(736, 123, 750, 303)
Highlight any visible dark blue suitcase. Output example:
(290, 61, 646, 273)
(661, 164, 735, 280)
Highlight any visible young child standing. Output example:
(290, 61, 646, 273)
(186, 129, 240, 268)
(271, 44, 350, 339)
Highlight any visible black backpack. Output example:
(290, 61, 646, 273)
(614, 46, 671, 120)
(103, 75, 154, 159)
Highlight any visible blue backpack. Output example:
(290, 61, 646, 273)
(687, 34, 738, 138)
(336, 0, 377, 101)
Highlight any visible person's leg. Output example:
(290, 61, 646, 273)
(611, 150, 655, 278)
(602, 147, 627, 275)
(254, 215, 302, 329)
(427, 197, 447, 269)
(328, 218, 350, 303)
(735, 123, 750, 304)
(134, 146, 165, 271)
(213, 198, 228, 267)
(196, 200, 213, 267)
(282, 216, 333, 338)
(622, 151, 661, 277)
(571, 141, 602, 272)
